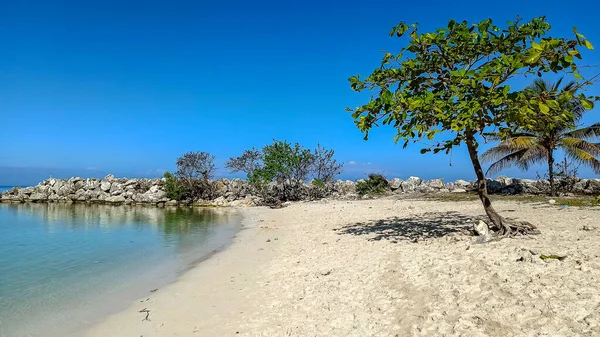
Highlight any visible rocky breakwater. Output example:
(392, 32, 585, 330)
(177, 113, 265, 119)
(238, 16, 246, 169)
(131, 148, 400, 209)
(0, 175, 170, 205)
(2, 175, 599, 206)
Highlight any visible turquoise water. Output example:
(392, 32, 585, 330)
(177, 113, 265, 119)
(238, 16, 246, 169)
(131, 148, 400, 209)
(0, 203, 242, 337)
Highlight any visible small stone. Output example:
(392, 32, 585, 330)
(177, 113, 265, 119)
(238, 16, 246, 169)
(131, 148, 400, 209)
(548, 199, 556, 204)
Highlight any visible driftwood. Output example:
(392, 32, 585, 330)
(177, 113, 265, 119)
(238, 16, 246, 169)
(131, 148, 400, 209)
(139, 308, 151, 322)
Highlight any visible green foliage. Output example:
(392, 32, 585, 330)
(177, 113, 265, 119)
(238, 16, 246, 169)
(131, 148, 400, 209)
(163, 172, 184, 201)
(347, 16, 596, 232)
(482, 78, 600, 196)
(348, 17, 595, 154)
(355, 173, 389, 196)
(252, 140, 313, 186)
(227, 141, 343, 202)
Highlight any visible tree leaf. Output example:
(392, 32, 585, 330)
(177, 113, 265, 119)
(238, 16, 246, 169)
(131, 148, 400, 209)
(524, 50, 542, 64)
(581, 99, 594, 110)
(574, 73, 583, 80)
(539, 102, 550, 113)
(584, 40, 594, 50)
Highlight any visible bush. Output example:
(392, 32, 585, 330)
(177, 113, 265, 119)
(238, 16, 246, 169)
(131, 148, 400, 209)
(356, 173, 389, 196)
(175, 151, 216, 200)
(226, 141, 344, 204)
(163, 172, 184, 201)
(311, 144, 344, 183)
(176, 151, 216, 181)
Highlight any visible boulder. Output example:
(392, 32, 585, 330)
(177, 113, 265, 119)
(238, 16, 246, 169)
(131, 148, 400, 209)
(104, 174, 115, 181)
(105, 195, 126, 204)
(401, 176, 423, 192)
(100, 182, 112, 192)
(389, 178, 403, 191)
(29, 193, 47, 202)
(427, 178, 444, 189)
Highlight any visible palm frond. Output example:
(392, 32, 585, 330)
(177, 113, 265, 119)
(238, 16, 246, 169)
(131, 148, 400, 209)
(559, 137, 600, 157)
(481, 136, 538, 164)
(562, 123, 600, 140)
(515, 145, 549, 169)
(485, 148, 529, 175)
(564, 147, 600, 174)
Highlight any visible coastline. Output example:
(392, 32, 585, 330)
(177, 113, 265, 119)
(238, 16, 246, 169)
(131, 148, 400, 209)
(82, 206, 278, 337)
(83, 197, 600, 336)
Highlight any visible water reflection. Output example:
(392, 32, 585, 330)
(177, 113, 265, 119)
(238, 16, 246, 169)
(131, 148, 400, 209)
(3, 203, 238, 231)
(0, 204, 241, 337)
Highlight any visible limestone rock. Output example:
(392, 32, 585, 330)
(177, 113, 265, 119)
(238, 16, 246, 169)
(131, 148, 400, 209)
(100, 182, 112, 192)
(389, 178, 403, 191)
(105, 195, 126, 204)
(427, 178, 444, 189)
(29, 193, 47, 202)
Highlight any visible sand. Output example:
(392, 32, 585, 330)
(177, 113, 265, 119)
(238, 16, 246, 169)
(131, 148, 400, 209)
(84, 196, 600, 337)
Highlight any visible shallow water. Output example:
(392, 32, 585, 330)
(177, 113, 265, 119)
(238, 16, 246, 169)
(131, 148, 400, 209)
(0, 203, 242, 337)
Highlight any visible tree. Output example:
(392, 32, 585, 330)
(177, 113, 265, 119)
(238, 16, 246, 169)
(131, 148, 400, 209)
(225, 148, 263, 180)
(347, 17, 596, 235)
(311, 144, 344, 183)
(175, 151, 217, 200)
(176, 151, 216, 181)
(253, 140, 314, 201)
(482, 78, 600, 196)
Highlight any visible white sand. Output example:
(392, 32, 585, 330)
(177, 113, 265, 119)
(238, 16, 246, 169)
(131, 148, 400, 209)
(84, 197, 600, 336)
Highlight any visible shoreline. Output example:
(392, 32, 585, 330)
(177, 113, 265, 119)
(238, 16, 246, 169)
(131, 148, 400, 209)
(82, 206, 277, 337)
(83, 197, 600, 336)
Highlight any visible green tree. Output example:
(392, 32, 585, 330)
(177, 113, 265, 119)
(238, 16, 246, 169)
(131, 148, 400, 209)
(347, 17, 596, 235)
(163, 172, 184, 201)
(482, 78, 600, 196)
(252, 140, 314, 201)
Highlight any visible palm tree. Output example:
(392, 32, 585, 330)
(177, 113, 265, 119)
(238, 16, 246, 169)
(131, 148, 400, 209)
(482, 78, 600, 196)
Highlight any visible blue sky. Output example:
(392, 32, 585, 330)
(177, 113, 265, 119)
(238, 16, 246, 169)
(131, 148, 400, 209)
(1, 0, 599, 185)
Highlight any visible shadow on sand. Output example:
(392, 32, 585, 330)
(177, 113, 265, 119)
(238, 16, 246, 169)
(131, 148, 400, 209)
(335, 211, 482, 242)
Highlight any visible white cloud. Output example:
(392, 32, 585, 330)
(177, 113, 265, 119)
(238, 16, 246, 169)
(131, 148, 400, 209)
(348, 161, 357, 165)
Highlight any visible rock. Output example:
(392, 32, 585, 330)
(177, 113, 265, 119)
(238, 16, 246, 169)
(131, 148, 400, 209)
(401, 176, 423, 192)
(389, 178, 403, 191)
(85, 179, 100, 190)
(454, 179, 470, 187)
(427, 178, 444, 189)
(100, 182, 112, 192)
(29, 193, 47, 202)
(105, 195, 126, 204)
(104, 174, 115, 181)
(124, 179, 138, 186)
(452, 188, 467, 193)
(438, 188, 450, 193)
(474, 220, 490, 236)
(165, 200, 178, 206)
(473, 220, 493, 244)
(109, 183, 123, 196)
(548, 199, 556, 204)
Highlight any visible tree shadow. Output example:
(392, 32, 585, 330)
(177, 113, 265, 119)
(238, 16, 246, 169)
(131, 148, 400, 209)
(335, 211, 482, 242)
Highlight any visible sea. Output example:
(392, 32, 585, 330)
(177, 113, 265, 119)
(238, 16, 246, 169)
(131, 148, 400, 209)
(0, 202, 242, 337)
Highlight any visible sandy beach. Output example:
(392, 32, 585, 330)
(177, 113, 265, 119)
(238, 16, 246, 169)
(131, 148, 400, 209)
(84, 196, 600, 337)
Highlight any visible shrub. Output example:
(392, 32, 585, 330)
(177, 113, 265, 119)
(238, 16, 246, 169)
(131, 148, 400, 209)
(176, 151, 216, 181)
(225, 148, 262, 180)
(311, 144, 344, 183)
(356, 173, 389, 196)
(163, 172, 184, 201)
(227, 141, 344, 204)
(175, 151, 216, 200)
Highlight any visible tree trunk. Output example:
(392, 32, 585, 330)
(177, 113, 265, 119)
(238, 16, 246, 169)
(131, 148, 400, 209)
(548, 151, 556, 197)
(465, 132, 511, 235)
